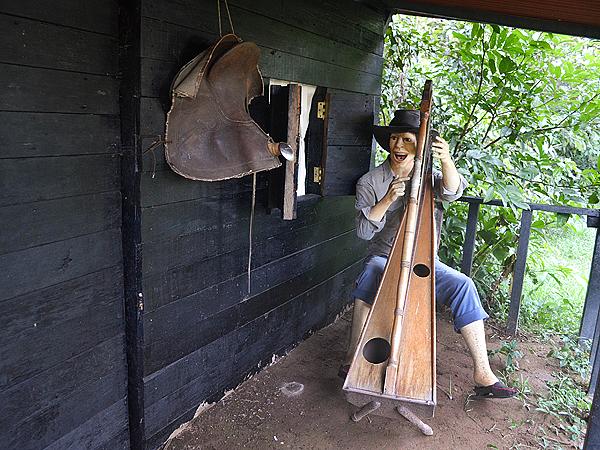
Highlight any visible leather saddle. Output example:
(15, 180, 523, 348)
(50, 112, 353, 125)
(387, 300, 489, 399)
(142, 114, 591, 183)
(165, 34, 292, 181)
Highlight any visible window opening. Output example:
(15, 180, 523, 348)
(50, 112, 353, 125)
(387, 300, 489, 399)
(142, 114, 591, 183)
(269, 79, 316, 197)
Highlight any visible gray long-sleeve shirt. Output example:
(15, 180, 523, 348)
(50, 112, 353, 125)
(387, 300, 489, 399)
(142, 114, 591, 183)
(355, 158, 467, 257)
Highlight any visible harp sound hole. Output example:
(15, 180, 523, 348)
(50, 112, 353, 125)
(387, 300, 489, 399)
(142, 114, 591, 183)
(413, 264, 430, 277)
(362, 338, 391, 364)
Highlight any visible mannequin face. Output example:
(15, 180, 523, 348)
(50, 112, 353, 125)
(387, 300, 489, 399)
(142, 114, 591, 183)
(388, 132, 417, 173)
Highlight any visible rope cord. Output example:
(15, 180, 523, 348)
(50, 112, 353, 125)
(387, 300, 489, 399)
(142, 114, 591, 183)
(247, 172, 257, 295)
(216, 0, 235, 36)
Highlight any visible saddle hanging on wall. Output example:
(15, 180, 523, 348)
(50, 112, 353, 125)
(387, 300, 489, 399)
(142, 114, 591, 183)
(165, 34, 292, 181)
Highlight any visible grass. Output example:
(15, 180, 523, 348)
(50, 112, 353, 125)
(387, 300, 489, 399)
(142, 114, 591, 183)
(520, 217, 595, 336)
(488, 217, 596, 446)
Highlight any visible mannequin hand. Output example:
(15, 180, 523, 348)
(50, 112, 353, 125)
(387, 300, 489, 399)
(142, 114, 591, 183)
(432, 136, 452, 163)
(385, 176, 410, 203)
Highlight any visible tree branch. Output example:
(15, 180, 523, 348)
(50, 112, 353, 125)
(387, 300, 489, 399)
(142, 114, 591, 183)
(455, 34, 488, 155)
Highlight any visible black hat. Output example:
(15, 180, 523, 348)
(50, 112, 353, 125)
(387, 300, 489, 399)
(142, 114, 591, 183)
(373, 109, 438, 151)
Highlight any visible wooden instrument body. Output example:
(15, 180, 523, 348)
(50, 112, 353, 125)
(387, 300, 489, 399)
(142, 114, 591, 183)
(343, 174, 437, 417)
(343, 80, 437, 416)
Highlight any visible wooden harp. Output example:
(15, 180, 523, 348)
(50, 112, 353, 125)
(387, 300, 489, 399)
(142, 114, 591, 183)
(343, 80, 437, 418)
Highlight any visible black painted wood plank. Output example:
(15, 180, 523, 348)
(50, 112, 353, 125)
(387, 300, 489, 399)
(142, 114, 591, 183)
(142, 194, 350, 275)
(139, 4, 383, 75)
(262, 51, 382, 97)
(44, 399, 129, 450)
(142, 326, 234, 406)
(0, 229, 122, 302)
(326, 92, 376, 146)
(230, 0, 385, 49)
(4, 369, 126, 450)
(0, 64, 119, 114)
(142, 214, 358, 314)
(143, 231, 364, 373)
(141, 52, 381, 100)
(141, 191, 258, 244)
(139, 20, 381, 96)
(0, 296, 123, 390)
(142, 0, 385, 55)
(141, 186, 348, 244)
(0, 155, 120, 206)
(143, 260, 361, 442)
(144, 222, 359, 345)
(322, 145, 371, 196)
(96, 428, 130, 450)
(0, 0, 118, 36)
(143, 342, 234, 440)
(139, 96, 167, 136)
(1, 265, 122, 340)
(0, 192, 121, 255)
(0, 112, 119, 158)
(0, 334, 125, 430)
(140, 169, 259, 207)
(0, 14, 118, 75)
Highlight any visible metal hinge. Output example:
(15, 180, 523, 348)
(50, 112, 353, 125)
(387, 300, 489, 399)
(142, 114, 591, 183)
(317, 101, 327, 119)
(313, 167, 323, 183)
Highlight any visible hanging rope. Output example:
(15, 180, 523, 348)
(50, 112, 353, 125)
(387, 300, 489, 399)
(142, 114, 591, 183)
(247, 172, 257, 295)
(216, 0, 235, 37)
(143, 135, 170, 179)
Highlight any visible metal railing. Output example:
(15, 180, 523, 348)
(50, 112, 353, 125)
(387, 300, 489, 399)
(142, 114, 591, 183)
(455, 196, 600, 392)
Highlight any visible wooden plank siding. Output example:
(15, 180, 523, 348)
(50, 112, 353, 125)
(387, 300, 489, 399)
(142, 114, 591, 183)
(0, 1, 128, 449)
(137, 0, 385, 446)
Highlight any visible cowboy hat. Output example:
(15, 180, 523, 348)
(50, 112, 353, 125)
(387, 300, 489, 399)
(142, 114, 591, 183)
(373, 109, 439, 151)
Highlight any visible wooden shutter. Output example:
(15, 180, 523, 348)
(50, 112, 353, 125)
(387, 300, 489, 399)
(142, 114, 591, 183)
(304, 87, 328, 195)
(320, 91, 374, 196)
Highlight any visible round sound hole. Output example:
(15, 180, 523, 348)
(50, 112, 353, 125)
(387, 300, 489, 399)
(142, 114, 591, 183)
(413, 264, 431, 278)
(362, 338, 391, 364)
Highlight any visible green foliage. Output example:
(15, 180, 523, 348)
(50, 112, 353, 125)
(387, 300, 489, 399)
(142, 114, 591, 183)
(382, 15, 600, 324)
(488, 339, 523, 373)
(536, 372, 591, 442)
(548, 336, 591, 380)
(383, 19, 598, 445)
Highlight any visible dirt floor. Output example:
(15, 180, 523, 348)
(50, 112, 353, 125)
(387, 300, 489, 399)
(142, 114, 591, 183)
(162, 309, 582, 450)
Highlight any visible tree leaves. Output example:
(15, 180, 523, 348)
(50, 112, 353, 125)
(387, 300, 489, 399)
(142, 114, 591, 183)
(382, 15, 600, 304)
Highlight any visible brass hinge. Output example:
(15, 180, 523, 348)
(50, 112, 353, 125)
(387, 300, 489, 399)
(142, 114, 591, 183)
(317, 101, 327, 119)
(313, 167, 323, 183)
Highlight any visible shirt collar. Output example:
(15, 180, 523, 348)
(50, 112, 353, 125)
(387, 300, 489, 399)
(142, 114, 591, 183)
(382, 158, 394, 183)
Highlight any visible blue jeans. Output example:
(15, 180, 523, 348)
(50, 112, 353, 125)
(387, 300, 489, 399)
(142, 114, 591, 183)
(351, 255, 489, 331)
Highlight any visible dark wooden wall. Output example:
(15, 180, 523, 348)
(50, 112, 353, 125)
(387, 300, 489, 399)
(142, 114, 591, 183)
(0, 1, 129, 449)
(136, 0, 387, 447)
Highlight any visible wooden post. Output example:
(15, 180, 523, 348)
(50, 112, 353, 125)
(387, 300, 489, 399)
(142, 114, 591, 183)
(461, 202, 480, 276)
(119, 0, 145, 448)
(506, 209, 532, 336)
(584, 362, 600, 448)
(283, 84, 301, 220)
(579, 219, 600, 344)
(583, 220, 600, 395)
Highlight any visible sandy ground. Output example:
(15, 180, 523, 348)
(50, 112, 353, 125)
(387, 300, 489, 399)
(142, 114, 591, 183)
(162, 309, 582, 450)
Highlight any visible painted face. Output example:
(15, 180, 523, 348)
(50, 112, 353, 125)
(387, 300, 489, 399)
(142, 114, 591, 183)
(388, 132, 417, 169)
